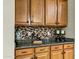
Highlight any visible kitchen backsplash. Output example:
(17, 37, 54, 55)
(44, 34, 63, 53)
(15, 26, 56, 41)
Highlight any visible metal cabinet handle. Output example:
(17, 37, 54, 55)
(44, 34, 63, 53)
(27, 16, 29, 23)
(64, 51, 65, 54)
(21, 51, 27, 53)
(55, 21, 60, 25)
(40, 49, 45, 51)
(31, 20, 33, 23)
(62, 52, 66, 54)
(67, 45, 71, 47)
(34, 56, 37, 59)
(27, 20, 29, 23)
(31, 57, 33, 59)
(55, 47, 59, 49)
(31, 15, 34, 23)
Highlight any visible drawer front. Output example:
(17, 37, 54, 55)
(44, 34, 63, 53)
(51, 45, 63, 51)
(16, 48, 34, 56)
(64, 44, 74, 49)
(16, 55, 33, 59)
(35, 46, 50, 53)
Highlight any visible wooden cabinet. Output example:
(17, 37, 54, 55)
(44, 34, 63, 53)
(16, 54, 33, 59)
(64, 49, 74, 59)
(31, 0, 44, 26)
(58, 0, 68, 27)
(51, 45, 63, 59)
(64, 44, 74, 59)
(15, 0, 30, 25)
(15, 0, 68, 27)
(46, 0, 68, 27)
(46, 0, 57, 26)
(51, 45, 63, 51)
(15, 44, 74, 59)
(15, 0, 44, 26)
(51, 50, 63, 59)
(35, 46, 50, 59)
(35, 46, 50, 53)
(16, 48, 34, 59)
(35, 52, 50, 59)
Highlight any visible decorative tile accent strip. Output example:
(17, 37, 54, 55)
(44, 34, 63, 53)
(15, 26, 55, 41)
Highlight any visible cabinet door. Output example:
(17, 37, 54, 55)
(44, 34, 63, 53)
(58, 0, 68, 27)
(31, 0, 44, 26)
(15, 0, 29, 25)
(46, 0, 57, 26)
(35, 52, 50, 59)
(51, 50, 63, 59)
(16, 55, 33, 59)
(64, 49, 74, 59)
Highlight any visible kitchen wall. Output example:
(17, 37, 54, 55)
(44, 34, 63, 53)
(3, 0, 15, 59)
(3, 0, 75, 59)
(65, 0, 75, 38)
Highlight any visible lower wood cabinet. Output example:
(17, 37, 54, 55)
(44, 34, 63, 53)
(64, 49, 74, 59)
(51, 50, 63, 59)
(35, 52, 50, 59)
(64, 44, 74, 59)
(35, 46, 50, 59)
(51, 45, 63, 59)
(16, 48, 34, 59)
(16, 54, 34, 59)
(15, 44, 74, 59)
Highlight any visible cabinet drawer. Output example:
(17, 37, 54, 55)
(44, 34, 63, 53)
(16, 54, 33, 59)
(64, 44, 74, 49)
(51, 45, 63, 51)
(35, 46, 50, 53)
(16, 48, 34, 56)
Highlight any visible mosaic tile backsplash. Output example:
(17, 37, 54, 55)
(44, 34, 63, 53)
(15, 26, 57, 44)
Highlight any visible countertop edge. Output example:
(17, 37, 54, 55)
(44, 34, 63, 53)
(15, 42, 74, 50)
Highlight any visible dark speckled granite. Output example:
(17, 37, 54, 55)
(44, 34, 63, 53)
(16, 38, 74, 49)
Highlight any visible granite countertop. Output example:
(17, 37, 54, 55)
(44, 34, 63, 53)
(16, 38, 74, 49)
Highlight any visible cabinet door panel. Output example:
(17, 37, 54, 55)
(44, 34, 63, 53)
(31, 0, 44, 25)
(46, 0, 57, 26)
(51, 50, 63, 59)
(64, 49, 74, 59)
(16, 48, 34, 56)
(35, 52, 50, 59)
(15, 0, 29, 25)
(16, 55, 33, 59)
(58, 0, 68, 27)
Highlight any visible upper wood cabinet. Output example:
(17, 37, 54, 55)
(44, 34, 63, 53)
(31, 0, 44, 26)
(46, 0, 68, 27)
(46, 0, 57, 26)
(15, 0, 68, 27)
(58, 0, 68, 27)
(15, 0, 30, 25)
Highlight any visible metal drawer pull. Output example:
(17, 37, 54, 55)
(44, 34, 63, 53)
(67, 46, 71, 47)
(40, 49, 45, 51)
(27, 20, 29, 23)
(62, 52, 65, 54)
(21, 51, 27, 53)
(31, 57, 33, 59)
(55, 47, 59, 49)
